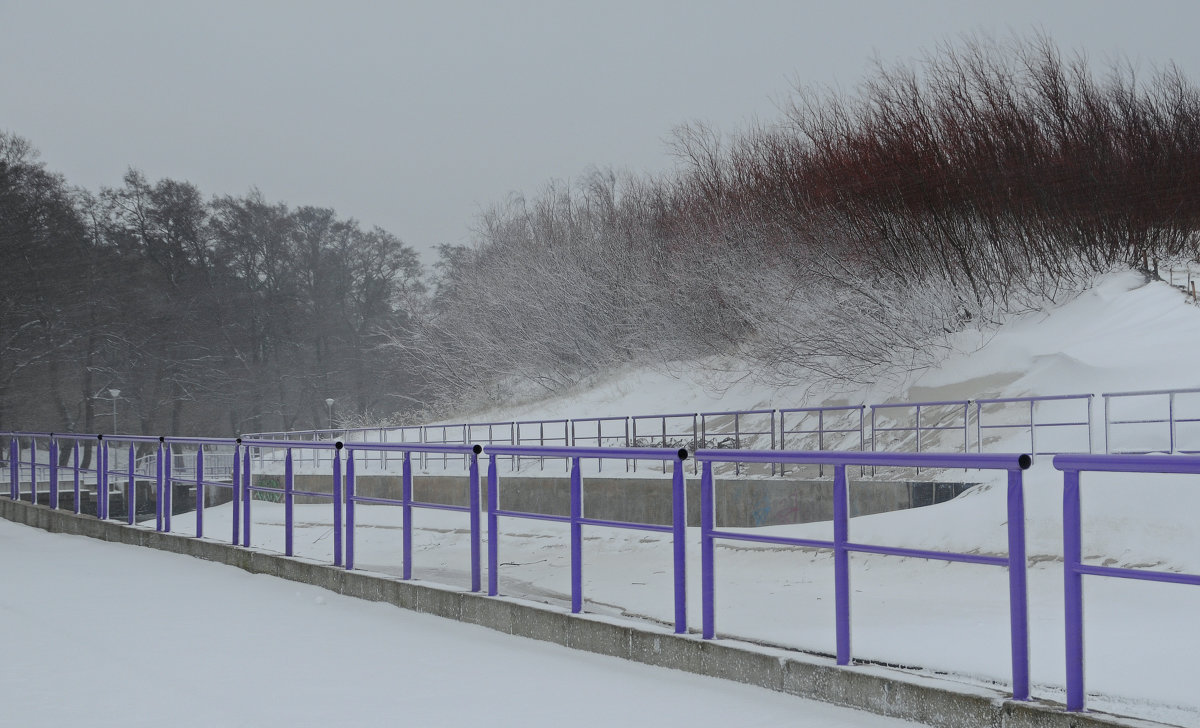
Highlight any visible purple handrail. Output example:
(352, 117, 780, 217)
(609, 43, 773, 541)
(240, 438, 344, 564)
(341, 441, 483, 592)
(482, 444, 691, 633)
(693, 448, 1032, 702)
(1053, 453, 1200, 712)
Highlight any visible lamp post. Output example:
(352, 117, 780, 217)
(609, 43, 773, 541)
(325, 398, 335, 429)
(108, 389, 120, 433)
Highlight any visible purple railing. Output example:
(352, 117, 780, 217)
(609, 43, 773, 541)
(975, 394, 1093, 463)
(1053, 453, 1200, 712)
(342, 442, 483, 592)
(483, 444, 691, 633)
(631, 412, 696, 474)
(163, 437, 241, 543)
(693, 448, 1033, 701)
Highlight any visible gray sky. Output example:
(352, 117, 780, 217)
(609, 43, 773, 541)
(3, 1, 1199, 263)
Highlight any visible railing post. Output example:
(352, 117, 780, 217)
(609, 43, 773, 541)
(232, 442, 241, 546)
(7, 437, 16, 501)
(49, 436, 59, 509)
(488, 454, 499, 596)
(469, 446, 482, 593)
(976, 401, 983, 453)
(833, 463, 851, 665)
(163, 442, 172, 532)
(156, 439, 164, 531)
(402, 451, 413, 579)
(1006, 467, 1030, 700)
(96, 437, 105, 519)
(1029, 400, 1037, 463)
(241, 446, 252, 547)
(1103, 395, 1111, 454)
(29, 437, 38, 505)
(1063, 468, 1086, 711)
(1169, 392, 1177, 454)
(284, 449, 294, 557)
(701, 459, 716, 639)
(72, 441, 80, 514)
(332, 442, 343, 566)
(818, 410, 825, 477)
(126, 443, 135, 525)
(570, 456, 583, 614)
(672, 452, 686, 633)
(1086, 396, 1094, 454)
(195, 447, 205, 539)
(345, 450, 356, 570)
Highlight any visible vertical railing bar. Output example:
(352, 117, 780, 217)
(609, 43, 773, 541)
(487, 454, 500, 596)
(469, 448, 482, 593)
(402, 451, 413, 580)
(1063, 468, 1085, 711)
(284, 448, 293, 557)
(671, 453, 686, 633)
(332, 442, 343, 566)
(195, 447, 205, 539)
(1007, 467, 1030, 701)
(569, 456, 583, 614)
(701, 459, 716, 639)
(345, 450, 356, 570)
(833, 463, 851, 665)
(126, 443, 135, 525)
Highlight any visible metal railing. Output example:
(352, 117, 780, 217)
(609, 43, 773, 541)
(699, 409, 775, 475)
(1103, 387, 1200, 454)
(1053, 453, 1200, 712)
(631, 412, 697, 473)
(343, 442, 483, 592)
(779, 405, 866, 476)
(870, 400, 970, 474)
(975, 394, 1093, 463)
(693, 448, 1034, 701)
(483, 444, 690, 633)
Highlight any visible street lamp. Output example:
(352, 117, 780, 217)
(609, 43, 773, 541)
(325, 398, 335, 429)
(108, 389, 121, 433)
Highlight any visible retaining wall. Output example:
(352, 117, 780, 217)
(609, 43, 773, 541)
(260, 474, 973, 527)
(0, 498, 1148, 728)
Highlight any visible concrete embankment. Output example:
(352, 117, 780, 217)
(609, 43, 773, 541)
(0, 497, 1145, 728)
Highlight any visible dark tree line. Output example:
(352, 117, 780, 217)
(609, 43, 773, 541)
(399, 35, 1200, 408)
(1, 138, 424, 435)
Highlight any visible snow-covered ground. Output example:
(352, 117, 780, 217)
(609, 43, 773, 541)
(0, 518, 923, 728)
(5, 269, 1199, 726)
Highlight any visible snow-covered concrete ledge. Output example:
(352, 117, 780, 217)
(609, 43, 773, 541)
(0, 498, 1157, 728)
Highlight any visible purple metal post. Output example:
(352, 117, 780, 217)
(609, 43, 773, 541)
(163, 442, 172, 531)
(29, 438, 37, 505)
(231, 443, 241, 545)
(487, 454, 499, 596)
(671, 454, 686, 632)
(469, 449, 482, 592)
(570, 456, 583, 613)
(241, 446, 252, 546)
(1063, 468, 1085, 711)
(833, 464, 851, 665)
(72, 441, 80, 514)
(402, 450, 413, 579)
(8, 438, 16, 500)
(49, 438, 59, 509)
(126, 444, 135, 525)
(155, 441, 164, 531)
(344, 451, 356, 570)
(700, 460, 716, 638)
(284, 448, 294, 557)
(1006, 467, 1030, 700)
(195, 447, 205, 539)
(332, 442, 343, 566)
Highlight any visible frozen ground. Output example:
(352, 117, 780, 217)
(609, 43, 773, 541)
(0, 518, 923, 728)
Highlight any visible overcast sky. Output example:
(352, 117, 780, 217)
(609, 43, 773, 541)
(3, 1, 1199, 263)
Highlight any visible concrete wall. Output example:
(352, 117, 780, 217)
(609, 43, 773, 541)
(261, 473, 973, 527)
(0, 497, 1137, 728)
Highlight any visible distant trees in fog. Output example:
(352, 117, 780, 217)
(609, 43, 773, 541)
(0, 145, 423, 434)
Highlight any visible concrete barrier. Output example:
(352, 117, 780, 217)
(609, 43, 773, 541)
(269, 473, 975, 527)
(0, 497, 1143, 728)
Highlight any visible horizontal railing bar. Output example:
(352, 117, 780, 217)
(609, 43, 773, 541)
(779, 405, 865, 413)
(845, 542, 1008, 566)
(1054, 453, 1200, 473)
(1103, 387, 1200, 398)
(485, 445, 687, 460)
(493, 509, 571, 524)
(240, 439, 341, 450)
(708, 529, 835, 550)
(699, 409, 775, 417)
(247, 486, 285, 494)
(975, 394, 1093, 404)
(344, 442, 480, 454)
(578, 517, 672, 533)
(165, 436, 240, 446)
(347, 495, 404, 507)
(631, 413, 695, 420)
(980, 421, 1089, 429)
(291, 489, 332, 499)
(872, 400, 969, 409)
(1075, 564, 1200, 586)
(408, 501, 472, 513)
(696, 449, 1030, 469)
